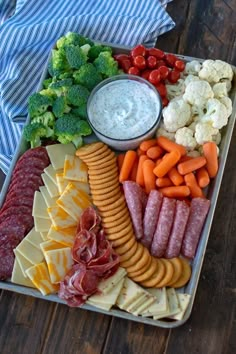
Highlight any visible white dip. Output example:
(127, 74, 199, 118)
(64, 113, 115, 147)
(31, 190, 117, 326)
(88, 79, 161, 139)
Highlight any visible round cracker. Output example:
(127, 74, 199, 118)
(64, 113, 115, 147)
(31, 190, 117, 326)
(90, 178, 120, 189)
(170, 258, 191, 288)
(93, 192, 122, 207)
(76, 142, 105, 157)
(119, 241, 138, 262)
(102, 210, 130, 227)
(120, 243, 144, 268)
(166, 257, 183, 287)
(97, 196, 126, 213)
(126, 247, 151, 274)
(140, 258, 166, 287)
(89, 163, 116, 176)
(131, 257, 158, 282)
(114, 236, 136, 255)
(92, 187, 121, 201)
(91, 181, 120, 194)
(88, 154, 116, 168)
(89, 172, 119, 186)
(89, 167, 118, 181)
(84, 149, 111, 163)
(103, 217, 131, 234)
(111, 232, 134, 248)
(155, 258, 174, 288)
(105, 222, 133, 239)
(128, 256, 152, 278)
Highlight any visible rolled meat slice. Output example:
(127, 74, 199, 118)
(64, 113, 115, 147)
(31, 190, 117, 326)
(123, 181, 144, 240)
(142, 190, 163, 249)
(181, 197, 210, 259)
(165, 200, 190, 258)
(151, 197, 176, 257)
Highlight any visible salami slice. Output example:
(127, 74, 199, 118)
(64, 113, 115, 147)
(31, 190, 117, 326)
(0, 208, 33, 232)
(8, 178, 43, 195)
(1, 196, 33, 213)
(0, 248, 15, 280)
(17, 147, 49, 165)
(141, 190, 163, 249)
(0, 216, 26, 244)
(14, 157, 49, 174)
(5, 187, 36, 202)
(181, 198, 210, 259)
(12, 167, 43, 180)
(165, 200, 190, 258)
(123, 181, 144, 240)
(151, 197, 176, 257)
(10, 173, 43, 189)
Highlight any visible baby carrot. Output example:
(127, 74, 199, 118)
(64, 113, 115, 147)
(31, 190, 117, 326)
(117, 154, 125, 172)
(157, 136, 187, 156)
(156, 177, 173, 188)
(196, 167, 210, 188)
(130, 157, 139, 182)
(119, 150, 137, 182)
(168, 167, 184, 186)
(202, 142, 218, 178)
(136, 155, 148, 186)
(158, 186, 190, 198)
(137, 147, 146, 156)
(146, 146, 164, 160)
(179, 155, 193, 163)
(140, 139, 157, 152)
(177, 156, 206, 175)
(153, 150, 181, 178)
(184, 172, 204, 198)
(142, 159, 156, 194)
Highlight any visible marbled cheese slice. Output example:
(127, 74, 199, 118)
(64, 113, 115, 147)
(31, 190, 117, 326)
(32, 191, 50, 219)
(56, 182, 91, 221)
(34, 216, 52, 232)
(39, 186, 57, 208)
(40, 240, 65, 254)
(46, 143, 75, 170)
(25, 262, 59, 295)
(44, 247, 74, 284)
(11, 258, 35, 288)
(44, 164, 61, 186)
(64, 154, 88, 182)
(42, 173, 60, 198)
(47, 226, 76, 248)
(47, 205, 77, 229)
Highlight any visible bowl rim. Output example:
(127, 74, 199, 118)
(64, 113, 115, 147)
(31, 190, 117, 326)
(86, 74, 163, 142)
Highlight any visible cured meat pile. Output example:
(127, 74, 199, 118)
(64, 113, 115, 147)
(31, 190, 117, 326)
(123, 181, 210, 259)
(59, 207, 120, 307)
(0, 147, 50, 280)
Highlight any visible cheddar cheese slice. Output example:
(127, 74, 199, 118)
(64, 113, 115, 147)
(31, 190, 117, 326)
(64, 154, 88, 182)
(39, 186, 57, 208)
(42, 173, 60, 198)
(47, 205, 77, 229)
(56, 182, 91, 221)
(34, 216, 52, 232)
(11, 258, 36, 288)
(32, 191, 50, 219)
(44, 164, 61, 186)
(25, 262, 59, 295)
(44, 247, 74, 284)
(47, 226, 76, 248)
(46, 143, 76, 170)
(25, 227, 44, 249)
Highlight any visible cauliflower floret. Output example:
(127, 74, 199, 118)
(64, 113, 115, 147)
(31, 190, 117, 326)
(188, 116, 200, 131)
(199, 59, 234, 83)
(184, 74, 200, 87)
(183, 80, 214, 106)
(187, 150, 201, 157)
(166, 79, 185, 101)
(212, 131, 221, 146)
(175, 127, 197, 151)
(162, 99, 192, 133)
(220, 79, 232, 92)
(201, 98, 229, 129)
(212, 82, 228, 98)
(191, 103, 206, 118)
(219, 96, 233, 117)
(194, 122, 219, 145)
(184, 60, 202, 75)
(156, 123, 175, 141)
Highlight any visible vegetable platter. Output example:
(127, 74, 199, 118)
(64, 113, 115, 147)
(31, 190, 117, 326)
(0, 35, 235, 329)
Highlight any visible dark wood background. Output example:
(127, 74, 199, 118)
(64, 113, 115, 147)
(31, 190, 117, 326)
(0, 1, 235, 353)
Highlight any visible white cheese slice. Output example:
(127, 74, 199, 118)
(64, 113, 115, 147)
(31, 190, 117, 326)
(116, 277, 147, 310)
(32, 191, 50, 219)
(133, 295, 156, 316)
(15, 239, 44, 265)
(126, 293, 148, 313)
(97, 267, 127, 294)
(47, 226, 76, 248)
(44, 247, 73, 284)
(168, 293, 191, 321)
(13, 249, 34, 278)
(39, 186, 57, 207)
(47, 205, 77, 229)
(44, 164, 61, 186)
(40, 231, 49, 241)
(42, 173, 60, 198)
(64, 154, 88, 182)
(142, 288, 168, 317)
(24, 227, 44, 249)
(56, 172, 69, 195)
(56, 182, 91, 221)
(86, 301, 113, 311)
(46, 143, 76, 170)
(25, 262, 59, 295)
(11, 258, 36, 288)
(153, 288, 180, 320)
(34, 215, 52, 232)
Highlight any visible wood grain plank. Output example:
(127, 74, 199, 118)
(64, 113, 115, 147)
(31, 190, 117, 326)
(0, 291, 56, 354)
(41, 305, 111, 354)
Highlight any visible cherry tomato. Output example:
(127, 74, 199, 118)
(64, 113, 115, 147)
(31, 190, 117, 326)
(157, 66, 169, 80)
(128, 66, 140, 75)
(155, 83, 167, 98)
(168, 69, 180, 83)
(133, 55, 146, 70)
(113, 54, 130, 64)
(174, 60, 185, 72)
(162, 97, 169, 107)
(156, 60, 166, 68)
(120, 59, 132, 72)
(165, 54, 177, 67)
(147, 55, 157, 69)
(148, 69, 161, 85)
(131, 44, 146, 57)
(148, 48, 165, 59)
(141, 69, 151, 80)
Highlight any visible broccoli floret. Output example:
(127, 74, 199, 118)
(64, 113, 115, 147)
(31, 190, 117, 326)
(31, 112, 55, 128)
(58, 71, 74, 80)
(51, 48, 70, 76)
(67, 85, 90, 106)
(28, 93, 53, 118)
(94, 51, 119, 78)
(57, 32, 94, 49)
(71, 104, 88, 120)
(64, 45, 87, 69)
(43, 78, 53, 89)
(52, 96, 71, 118)
(88, 45, 112, 61)
(55, 115, 92, 148)
(49, 79, 73, 96)
(40, 88, 57, 100)
(23, 122, 53, 148)
(73, 63, 102, 90)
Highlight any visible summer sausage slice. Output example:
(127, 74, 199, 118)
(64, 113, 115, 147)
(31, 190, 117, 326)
(151, 197, 176, 257)
(181, 197, 210, 259)
(165, 200, 190, 258)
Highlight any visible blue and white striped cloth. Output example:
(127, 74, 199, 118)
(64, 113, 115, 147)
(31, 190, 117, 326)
(0, 0, 175, 174)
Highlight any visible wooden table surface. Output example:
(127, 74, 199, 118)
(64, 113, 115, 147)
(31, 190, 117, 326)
(0, 1, 235, 353)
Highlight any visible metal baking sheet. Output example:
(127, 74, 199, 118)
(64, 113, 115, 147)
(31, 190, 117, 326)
(0, 43, 235, 328)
